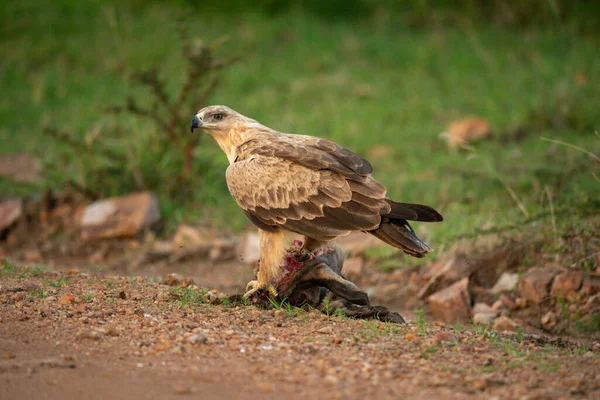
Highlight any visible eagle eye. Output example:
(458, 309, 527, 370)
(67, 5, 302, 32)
(213, 113, 224, 121)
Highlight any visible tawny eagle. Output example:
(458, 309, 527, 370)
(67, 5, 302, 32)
(191, 105, 443, 298)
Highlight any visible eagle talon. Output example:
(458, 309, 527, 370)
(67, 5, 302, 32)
(244, 280, 278, 299)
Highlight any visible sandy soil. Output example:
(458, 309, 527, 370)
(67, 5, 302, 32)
(1, 266, 599, 400)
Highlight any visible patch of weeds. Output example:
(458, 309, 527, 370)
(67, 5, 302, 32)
(26, 266, 45, 278)
(539, 360, 562, 372)
(503, 340, 524, 358)
(267, 296, 283, 310)
(573, 345, 589, 356)
(473, 323, 499, 343)
(356, 321, 383, 342)
(322, 299, 333, 318)
(414, 309, 427, 333)
(381, 323, 400, 335)
(169, 287, 207, 308)
(0, 260, 18, 277)
(80, 292, 95, 303)
(574, 314, 600, 334)
(421, 346, 438, 360)
(453, 324, 465, 333)
(516, 327, 525, 343)
(508, 359, 525, 368)
(28, 288, 47, 298)
(283, 301, 302, 318)
(332, 308, 348, 319)
(221, 296, 232, 307)
(479, 365, 499, 374)
(44, 275, 70, 288)
(441, 340, 460, 347)
(128, 276, 141, 287)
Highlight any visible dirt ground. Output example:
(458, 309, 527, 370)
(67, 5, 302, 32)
(1, 265, 599, 400)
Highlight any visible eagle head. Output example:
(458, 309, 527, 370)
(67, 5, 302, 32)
(190, 105, 244, 133)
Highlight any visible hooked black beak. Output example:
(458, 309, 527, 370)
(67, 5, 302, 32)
(190, 115, 201, 133)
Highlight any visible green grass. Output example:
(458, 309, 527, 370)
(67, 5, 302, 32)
(1, 0, 599, 261)
(168, 286, 207, 308)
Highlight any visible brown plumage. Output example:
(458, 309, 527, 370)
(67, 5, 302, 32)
(190, 105, 443, 297)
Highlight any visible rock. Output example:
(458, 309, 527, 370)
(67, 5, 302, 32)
(337, 231, 383, 256)
(491, 272, 519, 294)
(518, 267, 557, 304)
(11, 292, 27, 302)
(427, 277, 471, 323)
(473, 312, 497, 325)
(185, 334, 209, 344)
(79, 192, 160, 240)
(162, 273, 184, 287)
(541, 311, 557, 328)
(151, 240, 175, 256)
(439, 118, 491, 149)
(97, 326, 120, 337)
(173, 224, 211, 250)
(431, 332, 458, 345)
(23, 249, 42, 263)
(317, 326, 334, 335)
(173, 386, 192, 395)
(237, 231, 260, 265)
(472, 302, 498, 324)
(0, 153, 41, 183)
(418, 254, 473, 299)
(472, 302, 496, 315)
(493, 316, 518, 332)
(58, 293, 75, 305)
(208, 238, 236, 262)
(78, 331, 102, 341)
(342, 257, 364, 280)
(0, 199, 23, 233)
(551, 270, 583, 299)
(581, 276, 600, 296)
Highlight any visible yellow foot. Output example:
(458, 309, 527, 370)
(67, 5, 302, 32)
(244, 280, 278, 299)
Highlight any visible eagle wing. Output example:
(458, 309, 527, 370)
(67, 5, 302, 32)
(226, 134, 408, 241)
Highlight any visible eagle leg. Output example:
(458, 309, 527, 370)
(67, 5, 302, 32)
(243, 228, 287, 299)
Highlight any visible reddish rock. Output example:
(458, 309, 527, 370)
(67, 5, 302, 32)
(499, 293, 517, 310)
(551, 270, 583, 299)
(493, 316, 518, 332)
(173, 224, 212, 250)
(79, 192, 160, 240)
(427, 277, 471, 323)
(162, 273, 184, 287)
(581, 276, 600, 296)
(58, 292, 76, 305)
(0, 199, 22, 232)
(518, 267, 557, 304)
(418, 254, 473, 299)
(0, 153, 41, 183)
(440, 118, 491, 149)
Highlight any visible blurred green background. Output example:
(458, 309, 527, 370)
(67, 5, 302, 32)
(1, 0, 599, 258)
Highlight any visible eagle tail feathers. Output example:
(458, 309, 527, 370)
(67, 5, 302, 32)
(369, 219, 432, 258)
(385, 200, 443, 222)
